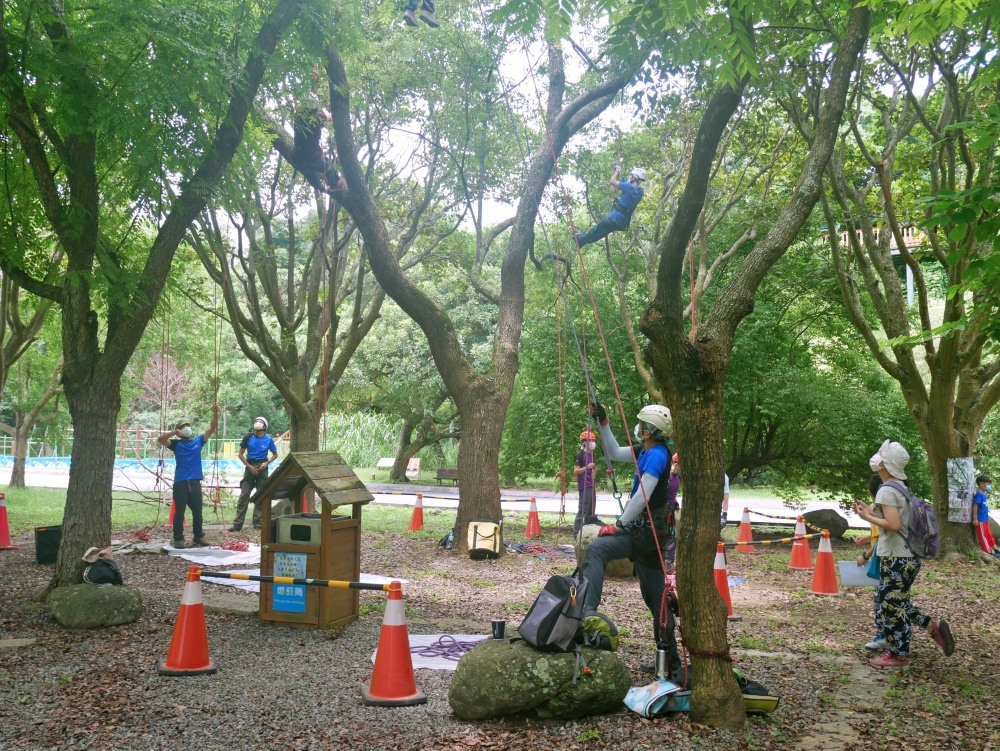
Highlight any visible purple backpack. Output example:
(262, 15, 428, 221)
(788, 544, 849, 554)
(884, 481, 940, 559)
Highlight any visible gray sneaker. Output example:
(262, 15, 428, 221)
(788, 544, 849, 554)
(864, 637, 889, 652)
(419, 7, 439, 27)
(403, 9, 418, 26)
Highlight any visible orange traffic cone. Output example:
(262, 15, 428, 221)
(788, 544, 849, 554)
(809, 530, 840, 596)
(525, 497, 541, 538)
(407, 494, 424, 532)
(167, 498, 186, 529)
(158, 566, 217, 676)
(714, 542, 742, 621)
(0, 493, 17, 550)
(361, 581, 426, 707)
(735, 508, 755, 553)
(789, 517, 813, 570)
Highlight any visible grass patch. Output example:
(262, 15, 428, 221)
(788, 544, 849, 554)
(734, 634, 772, 650)
(4, 487, 167, 533)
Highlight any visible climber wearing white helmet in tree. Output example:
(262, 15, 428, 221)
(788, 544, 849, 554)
(581, 400, 681, 680)
(573, 166, 647, 247)
(230, 416, 279, 532)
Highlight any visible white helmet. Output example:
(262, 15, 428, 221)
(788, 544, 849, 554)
(253, 416, 268, 431)
(636, 404, 672, 439)
(630, 167, 647, 182)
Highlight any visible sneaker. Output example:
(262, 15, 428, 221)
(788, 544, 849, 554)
(869, 653, 909, 668)
(403, 9, 418, 26)
(192, 537, 208, 547)
(864, 637, 889, 652)
(992, 550, 1000, 558)
(419, 7, 439, 27)
(927, 619, 955, 657)
(228, 525, 243, 533)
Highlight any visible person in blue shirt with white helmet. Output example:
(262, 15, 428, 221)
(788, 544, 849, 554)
(582, 400, 680, 679)
(574, 166, 647, 247)
(158, 404, 219, 549)
(229, 416, 279, 532)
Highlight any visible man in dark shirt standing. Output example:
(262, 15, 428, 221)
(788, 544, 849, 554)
(574, 429, 600, 535)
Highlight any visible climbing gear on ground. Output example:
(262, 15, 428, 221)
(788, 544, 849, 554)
(576, 610, 620, 651)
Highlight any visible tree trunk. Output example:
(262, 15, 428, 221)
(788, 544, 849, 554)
(923, 430, 977, 555)
(390, 420, 416, 483)
(452, 392, 505, 555)
(649, 334, 745, 728)
(8, 417, 30, 489)
(288, 404, 319, 512)
(51, 380, 120, 587)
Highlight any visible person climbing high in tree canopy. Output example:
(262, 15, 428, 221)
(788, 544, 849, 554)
(573, 166, 646, 248)
(289, 92, 342, 194)
(403, 0, 439, 27)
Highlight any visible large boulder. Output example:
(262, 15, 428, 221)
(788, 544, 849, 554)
(578, 524, 634, 578)
(989, 516, 1000, 543)
(47, 584, 142, 629)
(449, 637, 631, 720)
(802, 509, 850, 540)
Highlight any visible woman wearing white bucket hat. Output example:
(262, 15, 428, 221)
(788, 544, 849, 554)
(853, 440, 954, 667)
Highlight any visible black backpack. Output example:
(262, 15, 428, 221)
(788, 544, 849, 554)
(83, 559, 123, 586)
(517, 571, 588, 652)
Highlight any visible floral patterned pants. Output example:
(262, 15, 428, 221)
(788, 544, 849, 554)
(875, 556, 932, 657)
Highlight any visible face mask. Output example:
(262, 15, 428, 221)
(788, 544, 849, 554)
(868, 453, 882, 473)
(587, 441, 596, 451)
(254, 422, 265, 432)
(633, 423, 641, 442)
(180, 426, 193, 439)
(987, 485, 993, 492)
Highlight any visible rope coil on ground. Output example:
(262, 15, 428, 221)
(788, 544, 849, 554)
(408, 635, 482, 662)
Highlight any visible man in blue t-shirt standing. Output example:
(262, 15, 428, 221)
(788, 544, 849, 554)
(229, 416, 279, 532)
(574, 166, 647, 248)
(158, 403, 219, 548)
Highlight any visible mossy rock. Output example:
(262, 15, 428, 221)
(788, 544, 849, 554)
(47, 584, 142, 629)
(578, 524, 635, 578)
(449, 637, 630, 720)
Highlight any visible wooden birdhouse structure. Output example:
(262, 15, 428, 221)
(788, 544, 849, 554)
(257, 451, 373, 629)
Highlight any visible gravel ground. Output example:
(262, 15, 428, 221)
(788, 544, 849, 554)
(1, 509, 998, 751)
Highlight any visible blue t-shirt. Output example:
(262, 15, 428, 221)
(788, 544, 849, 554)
(610, 180, 645, 224)
(974, 490, 990, 523)
(169, 435, 206, 482)
(241, 433, 278, 462)
(630, 443, 669, 497)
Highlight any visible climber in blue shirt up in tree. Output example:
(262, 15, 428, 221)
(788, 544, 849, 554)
(574, 166, 647, 248)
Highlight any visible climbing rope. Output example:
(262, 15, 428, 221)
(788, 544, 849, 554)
(409, 635, 482, 662)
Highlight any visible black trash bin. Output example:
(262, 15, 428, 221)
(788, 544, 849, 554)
(34, 525, 61, 565)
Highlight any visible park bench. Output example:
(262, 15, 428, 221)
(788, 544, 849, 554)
(436, 467, 460, 486)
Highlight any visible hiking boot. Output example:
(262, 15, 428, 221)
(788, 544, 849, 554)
(403, 9, 418, 26)
(172, 539, 187, 550)
(864, 637, 889, 652)
(419, 7, 439, 26)
(927, 619, 955, 656)
(870, 653, 909, 668)
(192, 537, 208, 547)
(228, 525, 243, 533)
(252, 523, 262, 531)
(720, 512, 728, 528)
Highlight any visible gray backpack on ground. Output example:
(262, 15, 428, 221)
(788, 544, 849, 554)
(517, 571, 589, 652)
